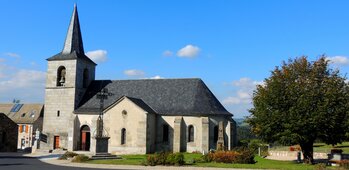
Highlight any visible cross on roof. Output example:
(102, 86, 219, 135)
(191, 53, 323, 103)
(96, 88, 113, 100)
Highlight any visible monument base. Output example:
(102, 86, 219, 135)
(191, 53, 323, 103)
(96, 137, 109, 153)
(92, 137, 120, 160)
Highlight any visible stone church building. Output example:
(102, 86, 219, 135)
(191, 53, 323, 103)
(41, 5, 236, 154)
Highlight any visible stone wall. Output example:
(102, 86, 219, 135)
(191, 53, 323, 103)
(103, 97, 150, 154)
(268, 151, 328, 160)
(43, 60, 79, 150)
(0, 113, 18, 152)
(42, 58, 95, 151)
(155, 115, 235, 153)
(208, 116, 235, 150)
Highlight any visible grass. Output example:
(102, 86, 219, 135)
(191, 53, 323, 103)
(88, 154, 147, 165)
(269, 142, 349, 153)
(86, 153, 335, 170)
(194, 156, 316, 170)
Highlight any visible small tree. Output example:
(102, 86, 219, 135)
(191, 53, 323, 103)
(248, 56, 349, 164)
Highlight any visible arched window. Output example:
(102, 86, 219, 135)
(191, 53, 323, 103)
(163, 124, 169, 142)
(214, 126, 218, 143)
(121, 128, 126, 145)
(188, 125, 194, 142)
(56, 66, 66, 86)
(83, 69, 89, 88)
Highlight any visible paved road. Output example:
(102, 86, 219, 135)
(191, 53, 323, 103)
(0, 152, 256, 170)
(0, 154, 125, 170)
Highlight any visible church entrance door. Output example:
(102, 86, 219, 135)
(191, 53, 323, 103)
(80, 125, 90, 151)
(53, 136, 59, 149)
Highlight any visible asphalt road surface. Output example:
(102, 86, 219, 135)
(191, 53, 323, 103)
(0, 154, 128, 170)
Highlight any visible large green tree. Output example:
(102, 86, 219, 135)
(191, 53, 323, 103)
(247, 56, 349, 164)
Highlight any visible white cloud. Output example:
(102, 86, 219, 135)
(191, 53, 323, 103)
(232, 77, 263, 87)
(124, 69, 145, 77)
(162, 50, 173, 57)
(222, 97, 241, 105)
(237, 90, 250, 99)
(0, 58, 5, 62)
(4, 52, 20, 58)
(86, 50, 108, 63)
(0, 70, 46, 88)
(0, 67, 46, 103)
(326, 56, 349, 66)
(177, 44, 200, 58)
(150, 75, 163, 79)
(222, 77, 262, 106)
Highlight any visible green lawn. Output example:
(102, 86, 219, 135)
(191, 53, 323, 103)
(87, 153, 331, 170)
(88, 154, 147, 165)
(269, 142, 349, 153)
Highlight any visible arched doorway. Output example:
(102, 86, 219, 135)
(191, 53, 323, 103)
(80, 125, 90, 151)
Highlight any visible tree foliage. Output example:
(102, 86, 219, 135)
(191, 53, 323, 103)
(247, 56, 349, 163)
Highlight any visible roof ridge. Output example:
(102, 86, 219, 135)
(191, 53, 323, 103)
(95, 78, 202, 82)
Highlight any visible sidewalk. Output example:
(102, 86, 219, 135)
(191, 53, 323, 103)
(42, 158, 259, 170)
(0, 152, 259, 170)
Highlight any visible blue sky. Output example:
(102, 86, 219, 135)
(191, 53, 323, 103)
(0, 1, 348, 118)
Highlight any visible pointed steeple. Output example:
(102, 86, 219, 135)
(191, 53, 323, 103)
(47, 5, 96, 65)
(62, 4, 84, 55)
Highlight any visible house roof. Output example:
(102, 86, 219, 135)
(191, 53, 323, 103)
(0, 113, 17, 127)
(74, 78, 232, 116)
(0, 104, 44, 124)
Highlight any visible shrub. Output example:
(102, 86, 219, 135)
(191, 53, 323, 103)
(143, 152, 184, 166)
(235, 147, 255, 164)
(171, 153, 185, 166)
(212, 151, 239, 163)
(156, 152, 168, 165)
(71, 154, 89, 162)
(313, 163, 327, 170)
(200, 148, 255, 164)
(145, 154, 158, 166)
(200, 153, 214, 163)
(168, 153, 184, 166)
(58, 151, 78, 160)
(339, 160, 349, 169)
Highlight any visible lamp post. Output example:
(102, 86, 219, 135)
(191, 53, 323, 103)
(95, 88, 113, 153)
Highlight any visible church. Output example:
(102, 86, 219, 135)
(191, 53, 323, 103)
(40, 5, 236, 154)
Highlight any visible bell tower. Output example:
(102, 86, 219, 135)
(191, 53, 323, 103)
(42, 4, 96, 150)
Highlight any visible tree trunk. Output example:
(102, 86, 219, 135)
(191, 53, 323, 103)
(300, 141, 314, 164)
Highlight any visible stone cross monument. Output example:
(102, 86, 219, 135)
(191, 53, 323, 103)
(95, 88, 113, 153)
(216, 121, 225, 151)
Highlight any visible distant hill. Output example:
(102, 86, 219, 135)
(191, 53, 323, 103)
(234, 118, 249, 127)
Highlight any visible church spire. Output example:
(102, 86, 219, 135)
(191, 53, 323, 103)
(62, 4, 84, 55)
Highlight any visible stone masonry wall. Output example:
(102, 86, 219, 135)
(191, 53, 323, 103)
(0, 113, 18, 152)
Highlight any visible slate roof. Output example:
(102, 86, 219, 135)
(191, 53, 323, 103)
(0, 112, 17, 127)
(47, 51, 96, 65)
(104, 96, 156, 114)
(46, 5, 96, 65)
(75, 78, 232, 116)
(0, 104, 44, 124)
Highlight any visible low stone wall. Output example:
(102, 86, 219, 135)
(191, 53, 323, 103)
(267, 151, 328, 160)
